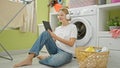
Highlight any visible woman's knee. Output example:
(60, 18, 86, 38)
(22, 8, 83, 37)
(41, 31, 51, 37)
(42, 31, 49, 35)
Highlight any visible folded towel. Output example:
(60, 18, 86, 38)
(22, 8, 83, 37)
(110, 29, 120, 38)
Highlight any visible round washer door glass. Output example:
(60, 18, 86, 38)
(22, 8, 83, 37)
(71, 17, 92, 46)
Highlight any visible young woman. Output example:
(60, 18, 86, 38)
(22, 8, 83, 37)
(14, 7, 77, 67)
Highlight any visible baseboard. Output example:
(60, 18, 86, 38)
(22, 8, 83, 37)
(0, 48, 48, 56)
(0, 49, 29, 56)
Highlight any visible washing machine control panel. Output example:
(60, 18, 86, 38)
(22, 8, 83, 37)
(69, 6, 97, 17)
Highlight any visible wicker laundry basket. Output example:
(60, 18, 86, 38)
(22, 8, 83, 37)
(75, 46, 109, 68)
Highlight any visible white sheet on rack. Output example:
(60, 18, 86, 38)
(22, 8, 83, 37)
(0, 0, 27, 29)
(0, 0, 37, 33)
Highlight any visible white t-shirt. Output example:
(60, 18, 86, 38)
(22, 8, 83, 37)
(54, 24, 77, 55)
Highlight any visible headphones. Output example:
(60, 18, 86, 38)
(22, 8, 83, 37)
(66, 13, 71, 20)
(58, 7, 71, 20)
(57, 13, 71, 20)
(65, 8, 71, 20)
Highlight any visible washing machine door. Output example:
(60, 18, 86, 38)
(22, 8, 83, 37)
(71, 17, 92, 46)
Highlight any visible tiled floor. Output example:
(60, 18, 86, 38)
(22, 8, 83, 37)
(0, 52, 79, 68)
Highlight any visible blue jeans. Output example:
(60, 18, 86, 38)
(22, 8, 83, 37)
(29, 31, 73, 67)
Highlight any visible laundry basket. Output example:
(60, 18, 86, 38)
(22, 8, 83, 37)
(75, 46, 109, 68)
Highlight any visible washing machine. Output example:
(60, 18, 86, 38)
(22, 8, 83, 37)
(69, 5, 98, 47)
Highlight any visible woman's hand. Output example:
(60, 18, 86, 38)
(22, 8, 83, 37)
(48, 29, 76, 47)
(48, 29, 57, 40)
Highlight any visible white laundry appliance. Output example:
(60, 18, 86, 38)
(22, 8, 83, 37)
(69, 5, 98, 47)
(49, 5, 98, 47)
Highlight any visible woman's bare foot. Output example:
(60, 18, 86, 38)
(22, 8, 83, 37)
(14, 58, 32, 67)
(13, 54, 35, 67)
(37, 55, 48, 60)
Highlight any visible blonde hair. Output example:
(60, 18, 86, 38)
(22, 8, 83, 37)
(59, 7, 69, 15)
(59, 6, 71, 21)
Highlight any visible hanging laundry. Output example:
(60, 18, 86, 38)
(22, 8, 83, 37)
(9, 0, 32, 4)
(9, 0, 23, 3)
(0, 0, 27, 29)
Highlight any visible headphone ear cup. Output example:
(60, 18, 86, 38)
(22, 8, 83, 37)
(66, 14, 71, 20)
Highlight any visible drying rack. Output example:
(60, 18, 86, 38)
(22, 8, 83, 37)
(0, 1, 32, 61)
